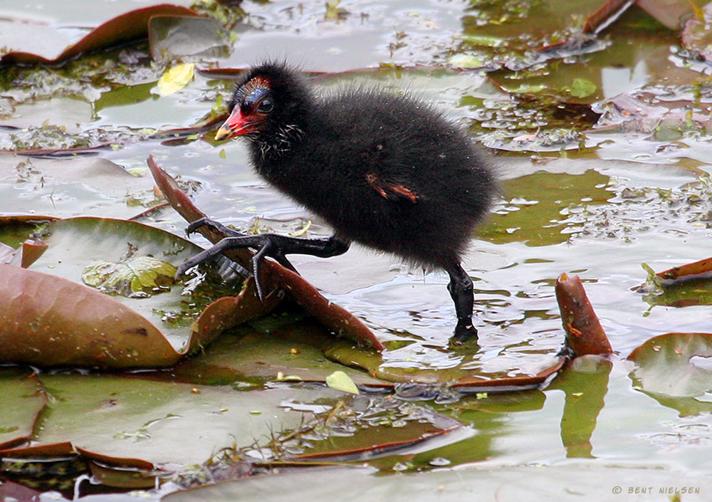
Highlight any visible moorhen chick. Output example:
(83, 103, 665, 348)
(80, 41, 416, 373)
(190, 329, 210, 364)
(177, 62, 497, 342)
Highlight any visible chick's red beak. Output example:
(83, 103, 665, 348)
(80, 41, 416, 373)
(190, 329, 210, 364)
(215, 107, 253, 140)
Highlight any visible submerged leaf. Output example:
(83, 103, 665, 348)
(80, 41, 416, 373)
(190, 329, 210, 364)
(82, 256, 176, 298)
(569, 78, 597, 98)
(157, 63, 195, 96)
(326, 371, 359, 395)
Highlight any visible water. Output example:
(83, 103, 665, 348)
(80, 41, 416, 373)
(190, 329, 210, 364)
(1, 0, 712, 500)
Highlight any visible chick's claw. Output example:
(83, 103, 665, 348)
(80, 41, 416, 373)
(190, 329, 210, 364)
(451, 321, 478, 345)
(251, 241, 273, 302)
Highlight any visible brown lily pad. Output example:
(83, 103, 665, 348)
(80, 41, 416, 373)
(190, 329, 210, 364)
(637, 0, 694, 30)
(0, 3, 197, 65)
(646, 256, 712, 286)
(0, 216, 269, 368)
(637, 258, 712, 308)
(555, 273, 613, 356)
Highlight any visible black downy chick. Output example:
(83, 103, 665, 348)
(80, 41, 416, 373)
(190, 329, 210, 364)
(177, 62, 497, 342)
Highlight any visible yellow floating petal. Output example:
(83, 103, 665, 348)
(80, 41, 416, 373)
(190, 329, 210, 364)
(157, 63, 195, 97)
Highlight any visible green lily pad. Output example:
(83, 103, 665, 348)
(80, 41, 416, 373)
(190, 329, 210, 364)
(479, 170, 611, 246)
(324, 339, 565, 391)
(171, 322, 390, 388)
(628, 332, 712, 416)
(628, 332, 712, 397)
(642, 280, 712, 308)
(164, 463, 712, 502)
(0, 374, 462, 469)
(0, 369, 46, 449)
(173, 318, 568, 393)
(0, 155, 160, 220)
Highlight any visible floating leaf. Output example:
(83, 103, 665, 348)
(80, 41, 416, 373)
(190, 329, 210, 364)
(171, 322, 390, 388)
(148, 15, 228, 61)
(569, 78, 597, 98)
(326, 371, 359, 395)
(82, 256, 176, 298)
(628, 332, 712, 416)
(0, 156, 159, 220)
(0, 374, 462, 469)
(628, 333, 712, 398)
(0, 4, 197, 65)
(157, 63, 195, 96)
(637, 257, 712, 307)
(0, 370, 46, 449)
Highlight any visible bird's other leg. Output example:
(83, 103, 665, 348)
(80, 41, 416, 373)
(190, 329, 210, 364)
(444, 260, 477, 344)
(176, 234, 351, 301)
(185, 216, 245, 238)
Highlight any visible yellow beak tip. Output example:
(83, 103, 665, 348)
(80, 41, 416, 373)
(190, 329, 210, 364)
(214, 127, 231, 141)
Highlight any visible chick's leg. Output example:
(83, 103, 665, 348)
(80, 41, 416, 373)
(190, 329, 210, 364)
(444, 261, 478, 343)
(177, 233, 350, 301)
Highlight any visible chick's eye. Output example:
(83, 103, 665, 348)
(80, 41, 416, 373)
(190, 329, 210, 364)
(258, 98, 274, 113)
